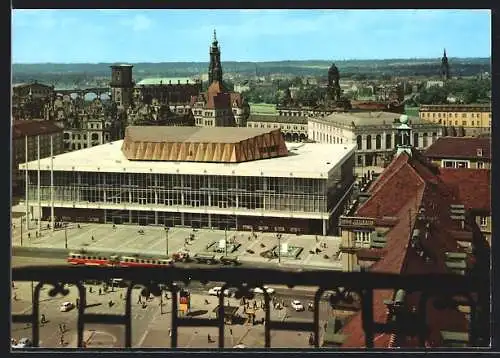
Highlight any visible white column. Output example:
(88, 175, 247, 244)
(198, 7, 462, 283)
(322, 219, 327, 236)
(180, 175, 185, 206)
(208, 177, 212, 207)
(154, 174, 158, 225)
(25, 136, 29, 231)
(37, 135, 41, 232)
(128, 174, 132, 223)
(50, 135, 54, 231)
(103, 174, 107, 203)
(77, 172, 81, 202)
(235, 177, 239, 208)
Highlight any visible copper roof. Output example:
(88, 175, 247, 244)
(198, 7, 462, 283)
(121, 126, 288, 163)
(424, 137, 491, 160)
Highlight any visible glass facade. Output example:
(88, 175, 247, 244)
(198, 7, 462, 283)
(27, 171, 336, 214)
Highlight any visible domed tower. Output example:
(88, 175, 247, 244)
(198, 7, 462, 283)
(110, 64, 134, 108)
(396, 114, 412, 156)
(208, 30, 223, 84)
(441, 49, 450, 81)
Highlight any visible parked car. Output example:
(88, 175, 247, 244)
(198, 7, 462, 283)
(251, 286, 275, 295)
(208, 287, 222, 296)
(291, 300, 304, 311)
(12, 337, 32, 348)
(60, 301, 75, 312)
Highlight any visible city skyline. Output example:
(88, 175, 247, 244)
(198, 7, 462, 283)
(12, 9, 491, 64)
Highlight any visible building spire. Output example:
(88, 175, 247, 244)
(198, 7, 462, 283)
(443, 48, 447, 58)
(213, 29, 217, 43)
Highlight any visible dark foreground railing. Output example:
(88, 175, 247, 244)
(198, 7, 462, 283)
(12, 266, 486, 349)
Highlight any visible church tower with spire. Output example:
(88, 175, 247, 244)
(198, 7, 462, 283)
(208, 29, 223, 84)
(441, 48, 450, 81)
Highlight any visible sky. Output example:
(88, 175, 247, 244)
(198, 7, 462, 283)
(12, 9, 491, 63)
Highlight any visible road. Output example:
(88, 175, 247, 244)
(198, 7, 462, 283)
(12, 255, 339, 348)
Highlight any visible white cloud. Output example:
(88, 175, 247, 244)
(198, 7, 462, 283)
(120, 14, 153, 32)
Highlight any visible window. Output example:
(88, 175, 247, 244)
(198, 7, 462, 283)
(357, 155, 363, 165)
(386, 134, 392, 149)
(455, 121, 458, 126)
(462, 113, 466, 118)
(471, 121, 475, 126)
(366, 135, 372, 150)
(477, 161, 484, 169)
(438, 113, 441, 118)
(462, 121, 466, 126)
(356, 135, 362, 150)
(480, 217, 488, 227)
(375, 135, 381, 149)
(455, 113, 458, 118)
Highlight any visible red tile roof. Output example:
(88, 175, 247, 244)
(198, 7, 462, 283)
(12, 120, 63, 140)
(341, 149, 472, 348)
(424, 137, 491, 160)
(438, 168, 491, 212)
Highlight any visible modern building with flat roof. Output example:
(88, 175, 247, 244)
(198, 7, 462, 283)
(20, 127, 356, 235)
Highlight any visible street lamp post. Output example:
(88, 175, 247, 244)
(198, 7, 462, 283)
(277, 233, 282, 264)
(64, 224, 68, 249)
(165, 227, 169, 257)
(225, 225, 228, 256)
(20, 217, 23, 247)
(160, 289, 164, 315)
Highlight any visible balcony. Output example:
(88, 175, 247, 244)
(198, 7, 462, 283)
(11, 266, 486, 349)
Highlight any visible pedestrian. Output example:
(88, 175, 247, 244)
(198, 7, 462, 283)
(120, 293, 123, 300)
(89, 287, 93, 293)
(98, 288, 102, 296)
(77, 224, 80, 229)
(47, 224, 50, 230)
(12, 282, 15, 289)
(108, 300, 113, 308)
(324, 322, 328, 331)
(41, 314, 46, 324)
(230, 328, 233, 336)
(137, 295, 142, 304)
(168, 329, 171, 337)
(60, 336, 64, 346)
(36, 231, 38, 238)
(76, 298, 80, 308)
(207, 334, 211, 343)
(309, 333, 314, 346)
(13, 293, 17, 301)
(28, 233, 31, 239)
(91, 236, 95, 241)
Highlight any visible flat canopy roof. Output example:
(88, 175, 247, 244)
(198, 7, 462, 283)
(125, 126, 273, 144)
(20, 141, 356, 179)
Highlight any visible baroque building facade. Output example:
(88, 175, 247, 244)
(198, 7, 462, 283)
(190, 31, 250, 128)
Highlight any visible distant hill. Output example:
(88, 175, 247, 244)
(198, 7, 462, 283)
(12, 58, 491, 85)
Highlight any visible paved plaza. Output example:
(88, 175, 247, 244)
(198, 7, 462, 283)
(11, 206, 343, 271)
(11, 268, 330, 349)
